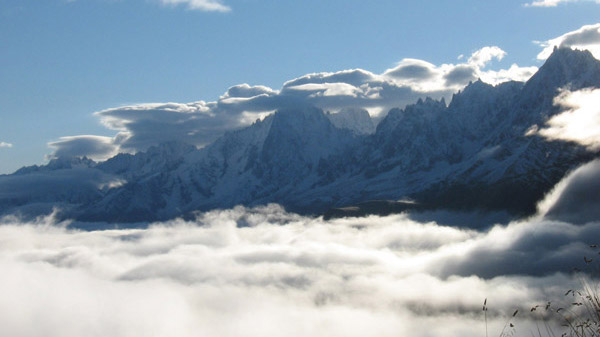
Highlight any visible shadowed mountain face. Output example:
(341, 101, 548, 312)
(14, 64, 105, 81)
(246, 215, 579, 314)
(1, 48, 600, 223)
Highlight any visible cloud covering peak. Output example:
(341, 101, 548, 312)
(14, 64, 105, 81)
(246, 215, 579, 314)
(48, 136, 118, 161)
(537, 23, 600, 60)
(48, 45, 538, 160)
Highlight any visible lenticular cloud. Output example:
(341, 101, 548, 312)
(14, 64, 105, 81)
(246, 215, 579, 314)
(49, 45, 537, 158)
(0, 196, 597, 337)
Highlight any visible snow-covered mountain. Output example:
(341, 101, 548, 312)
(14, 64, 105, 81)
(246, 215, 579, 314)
(1, 47, 599, 223)
(326, 107, 375, 135)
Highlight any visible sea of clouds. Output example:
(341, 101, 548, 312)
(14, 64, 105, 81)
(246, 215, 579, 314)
(1, 159, 599, 337)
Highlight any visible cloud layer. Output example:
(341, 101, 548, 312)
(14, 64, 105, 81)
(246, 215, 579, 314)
(0, 210, 592, 337)
(1, 158, 600, 337)
(0, 142, 12, 148)
(538, 88, 600, 150)
(50, 46, 537, 158)
(538, 159, 600, 223)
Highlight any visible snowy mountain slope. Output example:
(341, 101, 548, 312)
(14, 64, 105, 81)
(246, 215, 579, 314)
(409, 48, 600, 214)
(1, 47, 599, 222)
(326, 108, 376, 135)
(73, 106, 362, 221)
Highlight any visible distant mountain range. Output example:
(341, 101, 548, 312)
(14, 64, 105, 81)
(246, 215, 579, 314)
(2, 47, 599, 223)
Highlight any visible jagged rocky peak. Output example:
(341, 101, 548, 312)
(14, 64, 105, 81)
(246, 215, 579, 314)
(263, 105, 353, 158)
(449, 79, 495, 108)
(265, 105, 351, 144)
(495, 80, 525, 93)
(250, 105, 357, 186)
(12, 156, 97, 175)
(447, 79, 522, 130)
(509, 47, 600, 124)
(409, 96, 447, 113)
(544, 46, 600, 76)
(46, 156, 97, 170)
(376, 96, 446, 134)
(326, 107, 375, 135)
(96, 140, 198, 176)
(524, 46, 600, 92)
(450, 79, 524, 108)
(375, 107, 402, 134)
(145, 140, 197, 157)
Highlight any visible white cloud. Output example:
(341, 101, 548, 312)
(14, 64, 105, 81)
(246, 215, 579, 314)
(525, 0, 600, 7)
(468, 46, 506, 67)
(286, 83, 363, 97)
(0, 142, 12, 148)
(526, 0, 574, 7)
(538, 88, 600, 150)
(479, 64, 539, 85)
(384, 46, 536, 90)
(0, 200, 595, 336)
(48, 135, 119, 161)
(95, 101, 221, 152)
(66, 0, 231, 12)
(2, 158, 600, 336)
(536, 23, 600, 60)
(159, 0, 231, 12)
(56, 22, 600, 161)
(51, 46, 536, 158)
(536, 159, 600, 223)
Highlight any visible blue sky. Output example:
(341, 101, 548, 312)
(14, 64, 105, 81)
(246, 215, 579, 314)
(1, 0, 600, 173)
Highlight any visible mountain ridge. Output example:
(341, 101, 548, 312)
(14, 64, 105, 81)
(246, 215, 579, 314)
(2, 47, 599, 223)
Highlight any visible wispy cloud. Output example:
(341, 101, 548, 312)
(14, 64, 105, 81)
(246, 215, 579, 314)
(525, 0, 600, 7)
(0, 142, 13, 148)
(159, 0, 231, 12)
(536, 23, 600, 60)
(65, 0, 232, 12)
